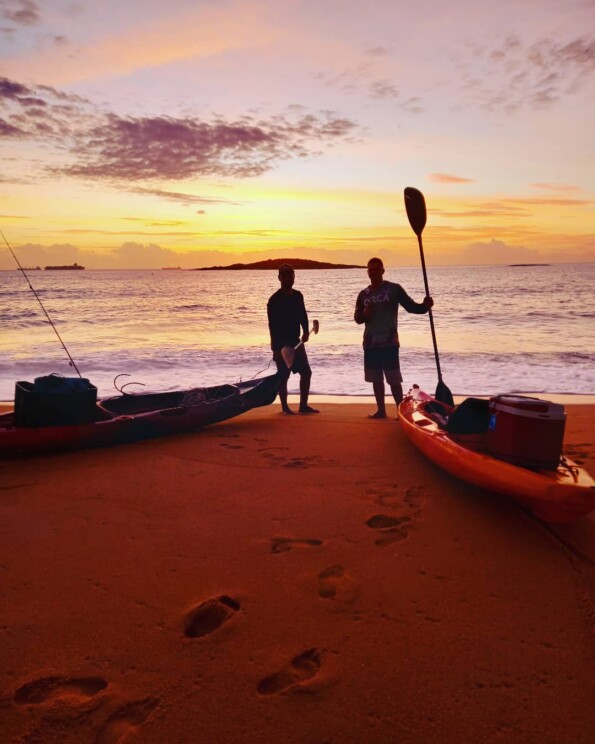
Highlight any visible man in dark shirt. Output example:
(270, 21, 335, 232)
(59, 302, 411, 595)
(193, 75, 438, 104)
(267, 264, 318, 415)
(354, 257, 433, 419)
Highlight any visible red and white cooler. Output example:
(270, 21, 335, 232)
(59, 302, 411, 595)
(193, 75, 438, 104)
(487, 395, 566, 470)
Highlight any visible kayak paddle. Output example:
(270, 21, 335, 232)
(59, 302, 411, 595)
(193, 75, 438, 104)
(281, 319, 319, 369)
(403, 187, 454, 407)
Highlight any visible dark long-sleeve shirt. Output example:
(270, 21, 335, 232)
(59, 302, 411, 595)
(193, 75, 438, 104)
(267, 289, 309, 351)
(354, 281, 428, 348)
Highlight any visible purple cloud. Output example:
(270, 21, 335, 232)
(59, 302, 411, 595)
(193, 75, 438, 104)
(0, 76, 90, 145)
(366, 47, 390, 57)
(129, 187, 240, 206)
(462, 35, 595, 112)
(369, 80, 399, 99)
(317, 64, 420, 109)
(0, 77, 32, 99)
(0, 0, 40, 25)
(56, 112, 358, 181)
(0, 76, 359, 184)
(0, 116, 24, 137)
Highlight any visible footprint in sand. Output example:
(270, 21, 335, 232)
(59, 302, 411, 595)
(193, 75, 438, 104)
(94, 698, 158, 744)
(257, 648, 323, 696)
(318, 565, 359, 603)
(219, 442, 245, 449)
(364, 484, 427, 515)
(365, 484, 401, 508)
(365, 514, 413, 546)
(283, 456, 318, 469)
(271, 537, 323, 554)
(13, 676, 108, 706)
(183, 595, 240, 638)
(404, 485, 427, 515)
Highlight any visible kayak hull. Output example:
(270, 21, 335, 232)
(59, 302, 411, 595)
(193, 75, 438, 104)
(0, 374, 279, 457)
(398, 391, 595, 523)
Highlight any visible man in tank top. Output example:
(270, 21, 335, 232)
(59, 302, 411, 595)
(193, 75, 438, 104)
(354, 257, 433, 419)
(267, 264, 319, 415)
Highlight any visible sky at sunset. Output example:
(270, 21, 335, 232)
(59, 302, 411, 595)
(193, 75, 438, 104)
(0, 0, 593, 269)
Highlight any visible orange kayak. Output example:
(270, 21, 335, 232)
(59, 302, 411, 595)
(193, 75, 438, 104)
(398, 389, 595, 523)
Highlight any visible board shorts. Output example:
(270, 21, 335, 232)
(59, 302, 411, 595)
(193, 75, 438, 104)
(364, 346, 402, 385)
(274, 345, 312, 378)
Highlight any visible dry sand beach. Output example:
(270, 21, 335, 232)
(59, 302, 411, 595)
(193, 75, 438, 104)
(1, 402, 594, 743)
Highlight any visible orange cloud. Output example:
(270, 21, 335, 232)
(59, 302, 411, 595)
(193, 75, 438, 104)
(429, 173, 475, 184)
(531, 182, 581, 192)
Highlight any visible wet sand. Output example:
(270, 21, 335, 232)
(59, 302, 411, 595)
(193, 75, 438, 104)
(0, 402, 594, 743)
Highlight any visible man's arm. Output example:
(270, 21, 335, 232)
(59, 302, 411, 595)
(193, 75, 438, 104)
(396, 285, 433, 314)
(299, 292, 310, 342)
(267, 297, 279, 350)
(354, 291, 366, 324)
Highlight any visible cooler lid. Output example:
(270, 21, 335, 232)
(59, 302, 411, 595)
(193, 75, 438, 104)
(489, 395, 565, 419)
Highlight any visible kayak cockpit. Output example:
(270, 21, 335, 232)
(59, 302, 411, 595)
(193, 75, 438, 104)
(419, 397, 490, 434)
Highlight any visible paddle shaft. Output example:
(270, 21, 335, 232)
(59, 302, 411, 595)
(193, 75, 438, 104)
(416, 234, 444, 382)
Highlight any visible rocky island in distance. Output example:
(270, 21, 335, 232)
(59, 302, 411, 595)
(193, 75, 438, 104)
(196, 258, 365, 270)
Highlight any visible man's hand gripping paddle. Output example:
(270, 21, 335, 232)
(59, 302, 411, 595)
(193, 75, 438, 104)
(403, 187, 454, 407)
(281, 319, 319, 369)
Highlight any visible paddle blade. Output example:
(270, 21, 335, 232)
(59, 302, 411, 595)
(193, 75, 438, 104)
(404, 187, 427, 237)
(435, 379, 455, 408)
(280, 346, 295, 369)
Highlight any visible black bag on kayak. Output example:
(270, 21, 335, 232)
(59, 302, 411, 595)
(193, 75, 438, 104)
(15, 374, 97, 427)
(446, 397, 490, 435)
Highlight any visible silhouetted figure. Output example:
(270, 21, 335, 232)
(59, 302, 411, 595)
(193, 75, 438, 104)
(267, 264, 318, 415)
(354, 257, 433, 419)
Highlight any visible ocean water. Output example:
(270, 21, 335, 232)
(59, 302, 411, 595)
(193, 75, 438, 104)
(0, 264, 594, 400)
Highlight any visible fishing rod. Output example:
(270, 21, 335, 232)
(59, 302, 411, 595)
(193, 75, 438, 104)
(1, 229, 82, 378)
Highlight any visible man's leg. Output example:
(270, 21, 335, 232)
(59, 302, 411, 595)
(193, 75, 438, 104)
(390, 383, 403, 406)
(385, 348, 403, 418)
(369, 378, 387, 419)
(295, 348, 318, 413)
(300, 358, 318, 413)
(278, 375, 294, 414)
(274, 355, 294, 414)
(365, 349, 386, 419)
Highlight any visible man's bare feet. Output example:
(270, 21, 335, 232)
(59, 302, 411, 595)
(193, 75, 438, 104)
(367, 411, 387, 419)
(299, 405, 319, 414)
(282, 407, 295, 415)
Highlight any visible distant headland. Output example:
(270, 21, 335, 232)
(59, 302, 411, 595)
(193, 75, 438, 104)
(45, 262, 85, 270)
(508, 263, 551, 267)
(196, 258, 365, 271)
